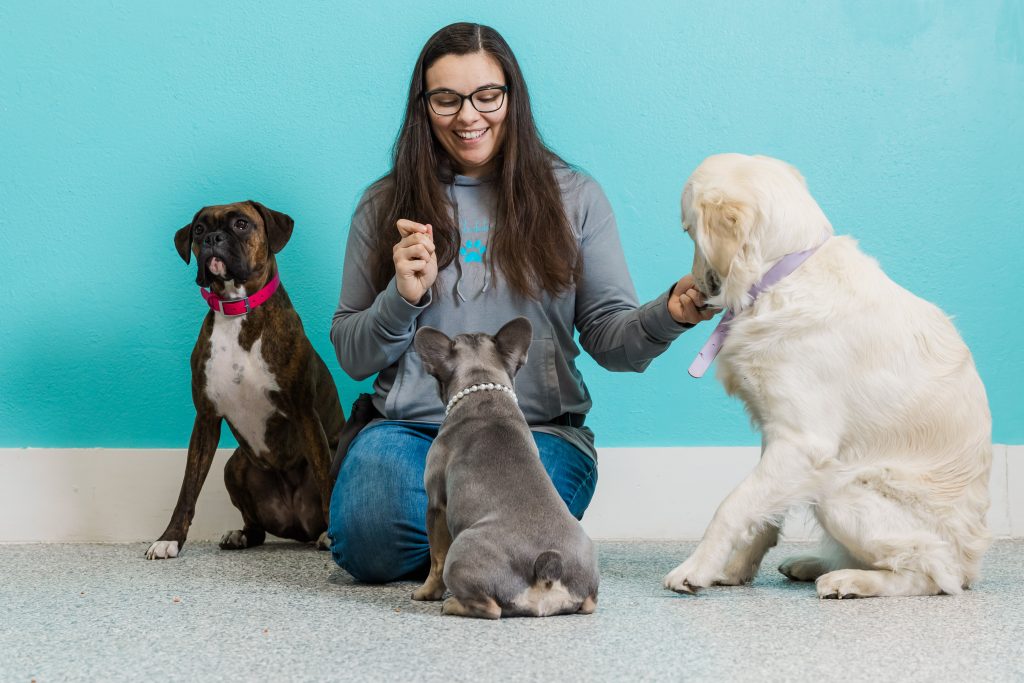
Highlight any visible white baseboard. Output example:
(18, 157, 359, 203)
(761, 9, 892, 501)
(0, 446, 1020, 542)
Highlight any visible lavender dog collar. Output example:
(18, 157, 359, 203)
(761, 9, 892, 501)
(689, 242, 825, 378)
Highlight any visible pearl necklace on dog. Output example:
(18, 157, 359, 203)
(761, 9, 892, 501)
(444, 383, 518, 417)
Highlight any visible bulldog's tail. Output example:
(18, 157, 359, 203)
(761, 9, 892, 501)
(533, 550, 563, 584)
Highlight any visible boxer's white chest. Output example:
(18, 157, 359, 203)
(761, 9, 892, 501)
(204, 312, 281, 456)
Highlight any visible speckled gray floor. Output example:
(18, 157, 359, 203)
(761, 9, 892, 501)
(2, 540, 1022, 682)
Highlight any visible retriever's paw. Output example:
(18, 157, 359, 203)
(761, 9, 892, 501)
(816, 569, 877, 599)
(146, 540, 179, 560)
(718, 555, 760, 585)
(219, 530, 248, 550)
(663, 558, 713, 594)
(779, 554, 830, 582)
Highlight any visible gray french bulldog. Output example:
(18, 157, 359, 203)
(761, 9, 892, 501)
(411, 317, 599, 618)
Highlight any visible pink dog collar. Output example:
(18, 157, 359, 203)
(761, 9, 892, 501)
(200, 272, 280, 317)
(688, 243, 825, 378)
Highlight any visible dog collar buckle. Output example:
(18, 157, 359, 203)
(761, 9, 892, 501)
(217, 296, 251, 316)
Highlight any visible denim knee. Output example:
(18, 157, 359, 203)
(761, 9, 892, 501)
(533, 432, 598, 520)
(329, 500, 426, 583)
(327, 423, 432, 583)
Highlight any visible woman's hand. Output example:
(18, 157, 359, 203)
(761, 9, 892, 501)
(393, 219, 438, 304)
(668, 274, 719, 325)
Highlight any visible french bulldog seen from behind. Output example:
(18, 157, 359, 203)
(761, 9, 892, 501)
(147, 201, 345, 560)
(412, 317, 599, 618)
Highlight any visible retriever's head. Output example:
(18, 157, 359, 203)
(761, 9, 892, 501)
(681, 153, 832, 311)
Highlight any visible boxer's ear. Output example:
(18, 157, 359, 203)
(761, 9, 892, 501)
(248, 200, 295, 254)
(415, 326, 455, 381)
(174, 223, 193, 264)
(494, 317, 532, 379)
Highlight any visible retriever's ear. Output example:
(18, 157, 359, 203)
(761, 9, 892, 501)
(697, 192, 756, 278)
(248, 200, 295, 254)
(414, 326, 455, 381)
(494, 317, 532, 380)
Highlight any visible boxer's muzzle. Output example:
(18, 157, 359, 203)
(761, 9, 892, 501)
(196, 231, 252, 287)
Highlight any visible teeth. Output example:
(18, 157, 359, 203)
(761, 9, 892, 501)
(456, 130, 486, 140)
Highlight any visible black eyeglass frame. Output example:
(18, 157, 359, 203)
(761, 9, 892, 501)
(422, 85, 509, 116)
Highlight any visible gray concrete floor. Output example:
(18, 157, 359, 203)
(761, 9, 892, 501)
(2, 540, 1022, 682)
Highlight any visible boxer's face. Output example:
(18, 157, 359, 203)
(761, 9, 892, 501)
(174, 201, 294, 288)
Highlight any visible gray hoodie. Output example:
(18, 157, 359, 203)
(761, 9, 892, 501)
(330, 168, 690, 460)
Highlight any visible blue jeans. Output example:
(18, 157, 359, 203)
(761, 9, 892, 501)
(328, 421, 598, 583)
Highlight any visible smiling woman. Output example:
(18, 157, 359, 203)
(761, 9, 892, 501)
(422, 56, 508, 178)
(325, 22, 717, 585)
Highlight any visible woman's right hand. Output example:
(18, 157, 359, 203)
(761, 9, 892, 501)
(393, 219, 438, 304)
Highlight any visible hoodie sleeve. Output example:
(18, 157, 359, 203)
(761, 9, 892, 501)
(573, 179, 691, 372)
(329, 193, 431, 381)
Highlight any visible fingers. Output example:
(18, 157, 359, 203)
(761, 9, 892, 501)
(394, 247, 433, 273)
(392, 226, 437, 305)
(669, 274, 720, 325)
(393, 231, 435, 270)
(684, 287, 706, 309)
(686, 289, 719, 320)
(676, 273, 696, 293)
(393, 221, 438, 304)
(674, 290, 701, 324)
(394, 239, 434, 261)
(397, 219, 433, 239)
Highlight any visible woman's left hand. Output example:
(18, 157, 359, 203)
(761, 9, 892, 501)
(668, 274, 719, 325)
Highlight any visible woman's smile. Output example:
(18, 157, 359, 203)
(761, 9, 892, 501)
(454, 128, 488, 141)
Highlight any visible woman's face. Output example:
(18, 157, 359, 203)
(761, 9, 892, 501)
(424, 51, 508, 178)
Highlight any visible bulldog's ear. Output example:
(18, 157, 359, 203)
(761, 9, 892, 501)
(494, 317, 532, 379)
(414, 326, 455, 381)
(174, 223, 193, 264)
(248, 200, 295, 254)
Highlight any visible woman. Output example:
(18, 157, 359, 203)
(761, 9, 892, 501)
(328, 22, 715, 583)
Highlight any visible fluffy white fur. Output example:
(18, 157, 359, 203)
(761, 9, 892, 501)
(665, 153, 992, 598)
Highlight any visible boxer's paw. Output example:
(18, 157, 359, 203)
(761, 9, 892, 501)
(219, 530, 248, 550)
(316, 531, 331, 551)
(412, 579, 446, 601)
(146, 540, 179, 560)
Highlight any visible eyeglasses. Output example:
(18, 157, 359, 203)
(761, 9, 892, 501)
(423, 85, 508, 116)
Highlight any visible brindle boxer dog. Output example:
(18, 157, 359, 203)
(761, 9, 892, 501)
(146, 201, 345, 559)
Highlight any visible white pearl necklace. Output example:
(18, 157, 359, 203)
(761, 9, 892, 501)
(444, 382, 518, 417)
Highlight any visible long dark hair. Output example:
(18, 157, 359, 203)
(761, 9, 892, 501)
(366, 22, 580, 299)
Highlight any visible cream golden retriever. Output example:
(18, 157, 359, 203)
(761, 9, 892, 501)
(664, 153, 991, 598)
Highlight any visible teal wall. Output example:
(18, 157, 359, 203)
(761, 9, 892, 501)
(2, 1, 1021, 447)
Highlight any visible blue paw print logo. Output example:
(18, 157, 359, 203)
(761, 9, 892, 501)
(460, 240, 486, 263)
